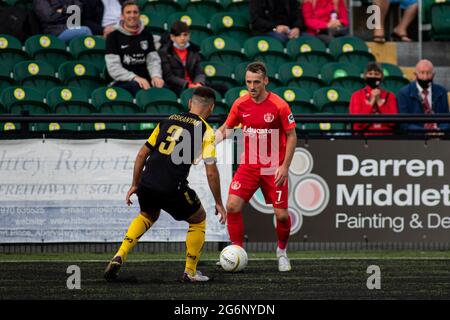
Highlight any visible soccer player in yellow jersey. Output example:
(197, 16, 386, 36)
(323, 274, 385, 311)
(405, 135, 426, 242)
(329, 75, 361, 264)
(104, 87, 227, 282)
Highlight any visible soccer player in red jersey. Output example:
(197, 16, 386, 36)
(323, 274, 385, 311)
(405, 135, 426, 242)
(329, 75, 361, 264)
(216, 62, 297, 271)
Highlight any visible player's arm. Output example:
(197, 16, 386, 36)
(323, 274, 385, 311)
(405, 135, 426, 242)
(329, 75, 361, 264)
(215, 101, 240, 145)
(125, 144, 151, 206)
(203, 127, 226, 224)
(204, 162, 226, 224)
(275, 128, 297, 187)
(126, 124, 160, 205)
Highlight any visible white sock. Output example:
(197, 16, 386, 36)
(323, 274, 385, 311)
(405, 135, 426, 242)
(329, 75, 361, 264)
(276, 247, 287, 258)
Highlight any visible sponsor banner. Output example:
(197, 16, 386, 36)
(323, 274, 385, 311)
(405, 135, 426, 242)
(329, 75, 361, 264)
(246, 139, 450, 242)
(0, 139, 232, 243)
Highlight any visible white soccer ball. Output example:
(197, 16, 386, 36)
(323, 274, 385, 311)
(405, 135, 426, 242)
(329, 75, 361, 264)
(219, 245, 248, 272)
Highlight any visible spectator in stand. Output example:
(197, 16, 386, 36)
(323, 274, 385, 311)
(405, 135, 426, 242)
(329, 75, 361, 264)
(397, 59, 450, 133)
(105, 0, 164, 96)
(349, 62, 398, 134)
(302, 0, 349, 44)
(372, 0, 418, 43)
(158, 21, 205, 95)
(33, 0, 93, 43)
(81, 0, 125, 38)
(249, 0, 304, 43)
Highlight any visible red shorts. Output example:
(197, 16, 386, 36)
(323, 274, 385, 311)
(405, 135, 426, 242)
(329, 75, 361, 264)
(228, 165, 289, 209)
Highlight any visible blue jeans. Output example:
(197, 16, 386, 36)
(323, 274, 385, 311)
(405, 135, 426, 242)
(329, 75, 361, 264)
(267, 31, 289, 43)
(58, 26, 92, 43)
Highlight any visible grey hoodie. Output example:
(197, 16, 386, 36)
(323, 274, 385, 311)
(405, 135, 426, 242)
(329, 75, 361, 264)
(105, 20, 162, 82)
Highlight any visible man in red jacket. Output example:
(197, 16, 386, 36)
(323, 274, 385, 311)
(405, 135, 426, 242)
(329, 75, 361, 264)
(349, 62, 398, 135)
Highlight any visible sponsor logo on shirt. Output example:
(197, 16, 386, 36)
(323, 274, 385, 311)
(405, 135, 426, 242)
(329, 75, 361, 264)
(231, 181, 241, 190)
(140, 40, 148, 50)
(288, 113, 295, 124)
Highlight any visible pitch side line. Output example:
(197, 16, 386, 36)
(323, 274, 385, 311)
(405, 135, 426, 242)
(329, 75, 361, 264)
(2, 257, 450, 263)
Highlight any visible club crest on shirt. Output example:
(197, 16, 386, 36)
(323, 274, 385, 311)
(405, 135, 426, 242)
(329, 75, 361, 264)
(264, 113, 275, 123)
(140, 40, 148, 50)
(231, 181, 241, 190)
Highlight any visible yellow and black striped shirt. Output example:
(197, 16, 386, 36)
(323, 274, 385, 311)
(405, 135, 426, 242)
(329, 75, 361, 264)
(140, 112, 216, 192)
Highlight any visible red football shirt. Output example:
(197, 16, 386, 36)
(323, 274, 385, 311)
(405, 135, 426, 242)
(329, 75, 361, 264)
(225, 92, 296, 168)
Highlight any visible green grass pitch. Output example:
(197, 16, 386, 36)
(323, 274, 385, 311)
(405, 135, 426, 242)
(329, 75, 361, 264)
(1, 251, 450, 300)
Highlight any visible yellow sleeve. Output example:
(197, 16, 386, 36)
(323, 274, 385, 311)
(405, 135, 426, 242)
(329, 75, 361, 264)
(147, 123, 160, 147)
(202, 124, 216, 163)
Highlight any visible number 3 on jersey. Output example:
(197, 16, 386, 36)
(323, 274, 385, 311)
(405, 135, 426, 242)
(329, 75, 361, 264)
(159, 125, 183, 155)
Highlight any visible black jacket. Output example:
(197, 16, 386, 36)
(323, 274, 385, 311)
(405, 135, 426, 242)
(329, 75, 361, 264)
(80, 0, 126, 35)
(33, 0, 82, 35)
(158, 42, 205, 95)
(249, 0, 305, 34)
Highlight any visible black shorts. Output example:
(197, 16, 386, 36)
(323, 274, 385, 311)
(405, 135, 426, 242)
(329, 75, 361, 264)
(137, 184, 202, 221)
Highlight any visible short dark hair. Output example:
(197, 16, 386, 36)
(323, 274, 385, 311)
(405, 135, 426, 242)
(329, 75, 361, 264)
(365, 62, 383, 75)
(121, 0, 139, 13)
(192, 87, 216, 108)
(246, 61, 267, 77)
(171, 21, 190, 36)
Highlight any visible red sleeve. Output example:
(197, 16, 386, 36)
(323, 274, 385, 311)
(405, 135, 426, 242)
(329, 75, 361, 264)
(338, 0, 349, 26)
(385, 92, 398, 114)
(302, 2, 328, 32)
(279, 102, 296, 132)
(225, 101, 240, 128)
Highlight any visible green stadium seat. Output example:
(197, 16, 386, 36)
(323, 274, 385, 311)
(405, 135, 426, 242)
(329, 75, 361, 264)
(139, 0, 183, 15)
(46, 87, 94, 131)
(278, 62, 325, 93)
(273, 87, 316, 115)
(0, 86, 49, 131)
(286, 36, 334, 70)
(25, 35, 71, 70)
(379, 62, 410, 95)
(430, 2, 450, 40)
(201, 36, 246, 65)
(223, 0, 249, 20)
(13, 60, 60, 94)
(234, 61, 281, 91)
(4, 0, 32, 9)
(136, 87, 184, 130)
(0, 34, 29, 68)
(329, 36, 375, 73)
(180, 87, 226, 109)
(0, 62, 15, 92)
(209, 12, 250, 44)
(244, 36, 290, 71)
(320, 62, 365, 93)
(381, 77, 410, 95)
(140, 10, 167, 35)
(201, 61, 238, 92)
(58, 61, 106, 94)
(380, 63, 405, 78)
(312, 86, 351, 131)
(69, 36, 106, 72)
(224, 86, 248, 108)
(185, 1, 224, 21)
(91, 86, 140, 131)
(167, 12, 213, 46)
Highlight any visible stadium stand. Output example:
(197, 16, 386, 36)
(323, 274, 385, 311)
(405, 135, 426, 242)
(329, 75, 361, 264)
(13, 60, 60, 94)
(0, 34, 29, 68)
(69, 36, 106, 73)
(243, 36, 290, 71)
(209, 12, 251, 44)
(58, 61, 106, 94)
(200, 36, 246, 65)
(167, 12, 213, 46)
(278, 62, 325, 93)
(25, 34, 72, 70)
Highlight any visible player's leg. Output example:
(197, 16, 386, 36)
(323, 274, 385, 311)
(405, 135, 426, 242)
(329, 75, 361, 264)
(104, 210, 160, 281)
(104, 186, 161, 281)
(274, 207, 292, 272)
(261, 175, 292, 271)
(163, 186, 209, 282)
(225, 194, 246, 247)
(183, 206, 209, 282)
(226, 165, 260, 247)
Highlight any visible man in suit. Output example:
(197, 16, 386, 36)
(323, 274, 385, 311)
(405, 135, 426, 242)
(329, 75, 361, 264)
(397, 59, 450, 132)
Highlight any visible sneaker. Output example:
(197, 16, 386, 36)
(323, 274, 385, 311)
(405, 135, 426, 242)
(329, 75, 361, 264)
(182, 270, 210, 283)
(104, 256, 122, 281)
(278, 255, 291, 272)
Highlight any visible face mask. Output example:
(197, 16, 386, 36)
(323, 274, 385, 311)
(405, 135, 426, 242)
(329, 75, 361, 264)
(173, 41, 190, 50)
(366, 77, 382, 89)
(417, 78, 432, 90)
